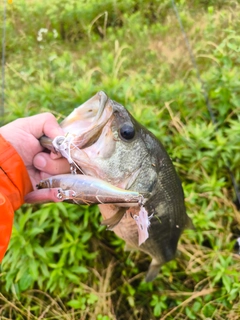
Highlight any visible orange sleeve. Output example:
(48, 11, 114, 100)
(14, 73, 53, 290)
(0, 135, 32, 261)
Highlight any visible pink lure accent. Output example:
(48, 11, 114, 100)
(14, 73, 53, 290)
(132, 206, 151, 246)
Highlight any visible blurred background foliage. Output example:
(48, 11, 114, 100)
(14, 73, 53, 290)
(0, 0, 240, 319)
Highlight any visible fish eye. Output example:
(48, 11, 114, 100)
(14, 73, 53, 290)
(119, 123, 135, 141)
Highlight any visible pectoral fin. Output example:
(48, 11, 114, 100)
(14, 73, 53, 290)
(145, 258, 161, 282)
(101, 208, 126, 230)
(124, 244, 136, 251)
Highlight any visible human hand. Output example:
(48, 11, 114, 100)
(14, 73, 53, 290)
(0, 113, 70, 189)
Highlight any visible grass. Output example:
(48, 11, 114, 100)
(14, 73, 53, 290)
(0, 0, 240, 319)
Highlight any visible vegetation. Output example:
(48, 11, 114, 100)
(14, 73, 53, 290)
(1, 0, 240, 319)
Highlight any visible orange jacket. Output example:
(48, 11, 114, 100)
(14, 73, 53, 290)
(0, 135, 32, 261)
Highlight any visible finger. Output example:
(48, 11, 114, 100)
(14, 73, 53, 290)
(33, 152, 70, 175)
(50, 151, 62, 159)
(28, 113, 64, 139)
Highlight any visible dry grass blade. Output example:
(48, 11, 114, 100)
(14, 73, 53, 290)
(0, 293, 36, 320)
(160, 288, 217, 320)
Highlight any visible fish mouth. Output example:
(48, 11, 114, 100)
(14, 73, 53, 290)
(40, 91, 113, 150)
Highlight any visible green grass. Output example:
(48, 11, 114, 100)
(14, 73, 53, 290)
(1, 0, 240, 319)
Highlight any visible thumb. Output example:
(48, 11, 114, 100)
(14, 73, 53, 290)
(28, 113, 64, 139)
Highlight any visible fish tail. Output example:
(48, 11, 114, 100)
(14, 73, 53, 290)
(145, 259, 161, 282)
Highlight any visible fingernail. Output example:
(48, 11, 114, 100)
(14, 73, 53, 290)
(34, 155, 47, 169)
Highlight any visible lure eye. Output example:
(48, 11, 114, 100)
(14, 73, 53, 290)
(119, 123, 135, 141)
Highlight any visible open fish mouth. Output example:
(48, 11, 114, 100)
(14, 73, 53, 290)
(40, 91, 113, 151)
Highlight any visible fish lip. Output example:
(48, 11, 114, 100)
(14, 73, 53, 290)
(40, 91, 113, 150)
(95, 91, 109, 121)
(80, 124, 105, 149)
(75, 92, 113, 149)
(60, 91, 109, 128)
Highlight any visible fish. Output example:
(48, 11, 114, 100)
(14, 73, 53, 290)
(26, 91, 193, 281)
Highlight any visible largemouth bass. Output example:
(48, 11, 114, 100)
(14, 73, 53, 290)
(26, 91, 192, 281)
